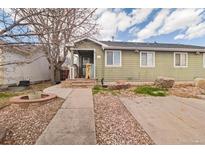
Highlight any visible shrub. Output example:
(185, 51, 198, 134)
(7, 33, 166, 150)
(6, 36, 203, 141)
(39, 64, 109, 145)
(92, 85, 112, 94)
(134, 86, 167, 96)
(0, 92, 16, 99)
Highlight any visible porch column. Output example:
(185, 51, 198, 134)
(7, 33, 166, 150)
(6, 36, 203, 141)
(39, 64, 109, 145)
(68, 50, 74, 79)
(70, 50, 74, 66)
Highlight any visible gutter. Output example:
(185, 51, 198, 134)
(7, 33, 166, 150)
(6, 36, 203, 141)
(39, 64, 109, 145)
(102, 46, 205, 52)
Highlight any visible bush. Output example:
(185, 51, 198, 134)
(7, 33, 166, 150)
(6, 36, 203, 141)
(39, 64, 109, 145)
(0, 92, 16, 99)
(92, 85, 112, 94)
(134, 86, 167, 96)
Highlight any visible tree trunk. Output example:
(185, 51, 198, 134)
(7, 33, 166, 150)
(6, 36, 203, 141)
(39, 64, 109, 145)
(50, 64, 55, 84)
(55, 68, 61, 83)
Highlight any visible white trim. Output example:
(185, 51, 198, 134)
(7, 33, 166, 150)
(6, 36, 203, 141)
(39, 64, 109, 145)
(140, 51, 155, 68)
(72, 48, 96, 51)
(105, 50, 122, 67)
(103, 46, 205, 52)
(73, 37, 108, 47)
(203, 53, 205, 68)
(69, 66, 75, 79)
(93, 49, 96, 79)
(174, 52, 188, 68)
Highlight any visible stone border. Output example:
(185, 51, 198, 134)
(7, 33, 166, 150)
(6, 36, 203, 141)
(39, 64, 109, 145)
(9, 93, 57, 104)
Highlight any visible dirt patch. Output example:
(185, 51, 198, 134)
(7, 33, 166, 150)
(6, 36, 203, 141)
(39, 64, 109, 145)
(95, 83, 205, 99)
(0, 97, 64, 145)
(93, 93, 154, 145)
(0, 82, 52, 110)
(169, 84, 205, 98)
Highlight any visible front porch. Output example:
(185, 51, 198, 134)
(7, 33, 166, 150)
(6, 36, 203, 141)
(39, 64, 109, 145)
(69, 49, 96, 80)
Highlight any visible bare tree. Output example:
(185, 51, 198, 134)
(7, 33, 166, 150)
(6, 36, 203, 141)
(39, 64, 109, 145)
(0, 9, 43, 43)
(0, 8, 98, 83)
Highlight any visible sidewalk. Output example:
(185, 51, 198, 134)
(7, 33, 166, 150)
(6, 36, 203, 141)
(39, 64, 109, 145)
(36, 88, 96, 144)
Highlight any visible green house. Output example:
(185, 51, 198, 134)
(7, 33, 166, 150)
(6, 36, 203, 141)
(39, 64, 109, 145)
(70, 38, 205, 82)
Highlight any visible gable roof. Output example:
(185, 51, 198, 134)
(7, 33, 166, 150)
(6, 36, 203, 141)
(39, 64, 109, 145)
(74, 37, 108, 47)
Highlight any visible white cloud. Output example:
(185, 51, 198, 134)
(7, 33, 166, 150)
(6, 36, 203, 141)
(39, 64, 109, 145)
(97, 8, 205, 41)
(174, 34, 185, 40)
(96, 8, 154, 40)
(135, 9, 170, 41)
(175, 22, 205, 40)
(95, 8, 109, 16)
(128, 26, 140, 34)
(159, 9, 204, 35)
(134, 8, 205, 41)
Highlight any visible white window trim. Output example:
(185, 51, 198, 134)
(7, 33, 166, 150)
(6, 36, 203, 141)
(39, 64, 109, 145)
(174, 52, 188, 68)
(140, 51, 155, 68)
(105, 50, 122, 67)
(203, 53, 205, 68)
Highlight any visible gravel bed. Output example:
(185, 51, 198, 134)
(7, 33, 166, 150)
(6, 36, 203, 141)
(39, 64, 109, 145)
(169, 84, 205, 98)
(0, 98, 64, 145)
(93, 93, 154, 145)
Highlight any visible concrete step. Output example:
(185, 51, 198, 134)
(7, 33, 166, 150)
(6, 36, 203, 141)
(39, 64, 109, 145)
(61, 79, 96, 88)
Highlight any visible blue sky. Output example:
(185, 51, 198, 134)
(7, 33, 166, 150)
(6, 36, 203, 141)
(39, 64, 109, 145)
(96, 8, 205, 46)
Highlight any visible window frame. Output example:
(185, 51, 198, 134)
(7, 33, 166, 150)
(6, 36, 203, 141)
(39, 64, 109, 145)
(105, 50, 122, 67)
(140, 51, 155, 68)
(174, 52, 188, 68)
(203, 53, 205, 68)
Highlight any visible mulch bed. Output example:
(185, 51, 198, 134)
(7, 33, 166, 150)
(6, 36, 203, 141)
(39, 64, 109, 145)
(0, 98, 64, 145)
(93, 93, 154, 145)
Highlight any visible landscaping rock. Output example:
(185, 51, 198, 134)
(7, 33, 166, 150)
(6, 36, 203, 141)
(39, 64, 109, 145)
(0, 128, 7, 144)
(93, 94, 154, 144)
(196, 94, 205, 100)
(154, 76, 175, 88)
(194, 78, 205, 89)
(109, 83, 131, 90)
(108, 80, 131, 90)
(0, 85, 8, 92)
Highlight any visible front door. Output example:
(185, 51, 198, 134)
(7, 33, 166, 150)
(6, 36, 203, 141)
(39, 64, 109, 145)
(78, 51, 94, 78)
(81, 56, 91, 78)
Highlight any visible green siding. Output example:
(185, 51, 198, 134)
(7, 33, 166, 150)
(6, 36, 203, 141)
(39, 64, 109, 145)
(75, 40, 104, 81)
(75, 40, 205, 82)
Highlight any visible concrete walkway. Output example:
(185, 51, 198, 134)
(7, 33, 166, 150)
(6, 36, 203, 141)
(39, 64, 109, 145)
(36, 88, 96, 145)
(120, 96, 205, 144)
(43, 84, 72, 99)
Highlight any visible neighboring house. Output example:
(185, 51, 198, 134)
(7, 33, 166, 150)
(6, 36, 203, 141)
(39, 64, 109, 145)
(71, 38, 205, 82)
(0, 44, 50, 86)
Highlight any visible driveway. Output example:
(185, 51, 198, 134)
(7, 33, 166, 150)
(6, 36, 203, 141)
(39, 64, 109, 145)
(120, 96, 205, 144)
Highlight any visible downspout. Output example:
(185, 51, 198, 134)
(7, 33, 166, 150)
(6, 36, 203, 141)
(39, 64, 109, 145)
(0, 49, 3, 85)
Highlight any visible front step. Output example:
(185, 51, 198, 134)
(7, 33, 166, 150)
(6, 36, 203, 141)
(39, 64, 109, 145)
(61, 79, 96, 88)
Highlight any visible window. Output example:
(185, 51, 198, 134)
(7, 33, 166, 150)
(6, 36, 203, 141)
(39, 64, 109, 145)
(174, 52, 188, 68)
(203, 53, 205, 68)
(140, 51, 155, 67)
(105, 50, 121, 67)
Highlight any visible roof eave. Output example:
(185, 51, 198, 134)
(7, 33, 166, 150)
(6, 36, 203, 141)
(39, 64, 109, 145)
(74, 37, 108, 47)
(103, 46, 205, 52)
